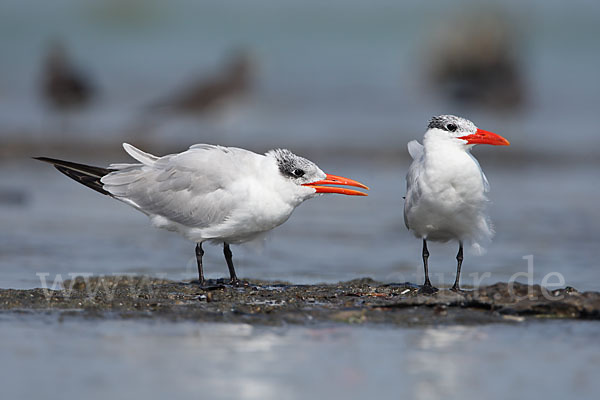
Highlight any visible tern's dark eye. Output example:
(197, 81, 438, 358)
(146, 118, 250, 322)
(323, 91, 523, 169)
(293, 169, 305, 177)
(446, 123, 457, 132)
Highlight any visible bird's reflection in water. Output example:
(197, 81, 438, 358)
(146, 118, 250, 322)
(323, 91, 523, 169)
(409, 326, 488, 399)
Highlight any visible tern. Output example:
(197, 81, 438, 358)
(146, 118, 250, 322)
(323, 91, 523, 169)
(35, 144, 368, 285)
(404, 115, 510, 293)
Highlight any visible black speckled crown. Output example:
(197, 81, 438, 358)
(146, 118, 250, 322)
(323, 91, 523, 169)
(427, 115, 476, 133)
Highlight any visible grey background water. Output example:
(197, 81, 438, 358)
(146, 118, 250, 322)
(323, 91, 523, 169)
(1, 0, 599, 398)
(2, 316, 599, 400)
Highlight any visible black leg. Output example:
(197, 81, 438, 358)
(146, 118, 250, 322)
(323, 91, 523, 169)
(451, 241, 464, 292)
(422, 239, 431, 286)
(419, 239, 438, 294)
(195, 243, 205, 286)
(223, 243, 239, 285)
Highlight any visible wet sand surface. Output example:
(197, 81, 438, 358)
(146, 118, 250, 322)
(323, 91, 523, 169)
(2, 277, 598, 325)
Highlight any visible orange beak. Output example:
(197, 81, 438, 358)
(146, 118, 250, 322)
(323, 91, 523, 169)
(458, 129, 510, 146)
(303, 174, 369, 196)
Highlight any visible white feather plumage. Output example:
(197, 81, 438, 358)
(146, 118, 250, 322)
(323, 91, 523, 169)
(404, 135, 493, 252)
(102, 143, 317, 244)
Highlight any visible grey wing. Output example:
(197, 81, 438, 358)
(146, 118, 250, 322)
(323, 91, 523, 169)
(101, 144, 248, 228)
(403, 156, 423, 230)
(481, 170, 490, 192)
(468, 153, 490, 192)
(407, 140, 424, 160)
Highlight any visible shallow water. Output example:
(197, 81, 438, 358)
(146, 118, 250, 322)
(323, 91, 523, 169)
(1, 157, 599, 291)
(1, 315, 598, 400)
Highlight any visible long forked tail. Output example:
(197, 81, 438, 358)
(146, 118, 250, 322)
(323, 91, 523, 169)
(34, 157, 112, 196)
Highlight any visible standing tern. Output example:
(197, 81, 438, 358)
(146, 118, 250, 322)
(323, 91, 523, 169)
(404, 115, 509, 293)
(36, 144, 368, 286)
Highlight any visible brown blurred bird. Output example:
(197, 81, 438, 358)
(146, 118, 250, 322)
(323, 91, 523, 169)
(426, 10, 525, 110)
(150, 50, 253, 114)
(41, 41, 94, 111)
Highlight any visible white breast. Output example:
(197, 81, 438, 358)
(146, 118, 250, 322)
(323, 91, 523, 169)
(404, 139, 493, 249)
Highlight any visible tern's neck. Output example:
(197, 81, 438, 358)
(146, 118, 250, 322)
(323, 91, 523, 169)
(423, 132, 471, 156)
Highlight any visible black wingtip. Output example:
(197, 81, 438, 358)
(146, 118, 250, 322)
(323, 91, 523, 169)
(33, 156, 112, 196)
(33, 156, 69, 165)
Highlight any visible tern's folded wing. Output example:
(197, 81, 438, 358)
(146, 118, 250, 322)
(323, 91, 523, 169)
(102, 144, 259, 228)
(407, 140, 424, 160)
(403, 154, 424, 230)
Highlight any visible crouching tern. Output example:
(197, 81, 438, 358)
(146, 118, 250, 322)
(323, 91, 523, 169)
(36, 144, 369, 285)
(404, 115, 510, 293)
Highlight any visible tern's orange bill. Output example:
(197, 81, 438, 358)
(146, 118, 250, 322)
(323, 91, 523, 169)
(303, 173, 369, 196)
(458, 129, 510, 146)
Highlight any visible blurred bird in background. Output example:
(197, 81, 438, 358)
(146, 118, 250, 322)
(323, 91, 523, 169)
(41, 40, 95, 112)
(425, 9, 525, 110)
(148, 49, 254, 115)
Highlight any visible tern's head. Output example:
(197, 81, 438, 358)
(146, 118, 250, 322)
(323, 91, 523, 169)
(267, 149, 368, 196)
(426, 114, 510, 146)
